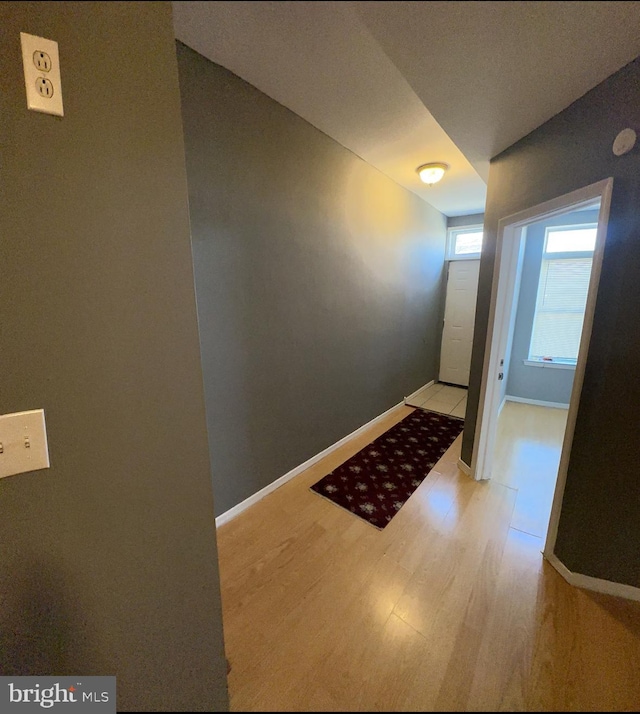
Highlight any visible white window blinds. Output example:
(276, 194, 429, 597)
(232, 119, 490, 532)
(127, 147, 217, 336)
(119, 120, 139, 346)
(529, 256, 593, 362)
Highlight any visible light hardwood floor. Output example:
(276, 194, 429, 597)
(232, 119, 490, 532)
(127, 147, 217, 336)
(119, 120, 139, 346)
(493, 400, 568, 541)
(216, 403, 640, 712)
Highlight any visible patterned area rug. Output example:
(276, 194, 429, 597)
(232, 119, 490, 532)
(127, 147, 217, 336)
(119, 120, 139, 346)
(310, 409, 464, 529)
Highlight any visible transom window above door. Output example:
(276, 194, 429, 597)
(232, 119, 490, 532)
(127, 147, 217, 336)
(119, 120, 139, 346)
(446, 226, 483, 260)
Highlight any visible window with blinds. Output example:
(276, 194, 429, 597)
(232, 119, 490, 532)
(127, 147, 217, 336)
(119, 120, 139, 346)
(529, 226, 597, 364)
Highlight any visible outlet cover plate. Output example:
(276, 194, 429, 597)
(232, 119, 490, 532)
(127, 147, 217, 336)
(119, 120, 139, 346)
(0, 409, 50, 480)
(20, 32, 64, 116)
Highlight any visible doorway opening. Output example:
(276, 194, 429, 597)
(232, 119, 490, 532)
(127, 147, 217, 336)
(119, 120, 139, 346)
(470, 178, 613, 552)
(405, 222, 482, 416)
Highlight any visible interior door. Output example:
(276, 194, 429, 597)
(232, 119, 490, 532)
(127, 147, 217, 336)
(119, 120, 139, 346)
(439, 260, 480, 386)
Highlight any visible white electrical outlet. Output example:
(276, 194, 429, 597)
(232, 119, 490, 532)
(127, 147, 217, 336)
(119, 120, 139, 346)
(20, 32, 64, 116)
(0, 409, 51, 480)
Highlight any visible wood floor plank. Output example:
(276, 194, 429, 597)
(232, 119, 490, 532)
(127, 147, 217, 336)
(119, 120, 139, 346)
(468, 528, 544, 711)
(216, 402, 640, 711)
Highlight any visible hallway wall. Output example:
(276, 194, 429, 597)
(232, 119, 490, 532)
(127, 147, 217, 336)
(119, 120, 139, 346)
(463, 55, 640, 588)
(177, 41, 448, 515)
(0, 4, 228, 710)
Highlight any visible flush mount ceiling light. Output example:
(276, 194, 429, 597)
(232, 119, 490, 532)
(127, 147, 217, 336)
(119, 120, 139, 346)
(416, 162, 449, 185)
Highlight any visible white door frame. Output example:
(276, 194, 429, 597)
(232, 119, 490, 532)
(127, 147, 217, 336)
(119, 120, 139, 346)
(469, 178, 613, 555)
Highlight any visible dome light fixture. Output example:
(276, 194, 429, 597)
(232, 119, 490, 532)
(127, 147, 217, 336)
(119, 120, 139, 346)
(416, 162, 449, 185)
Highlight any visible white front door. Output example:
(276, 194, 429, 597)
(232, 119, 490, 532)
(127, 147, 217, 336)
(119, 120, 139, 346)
(439, 260, 480, 386)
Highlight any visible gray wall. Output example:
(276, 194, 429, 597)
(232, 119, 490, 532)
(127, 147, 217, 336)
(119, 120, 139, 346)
(506, 209, 599, 404)
(463, 55, 640, 587)
(447, 213, 485, 229)
(176, 42, 448, 516)
(0, 3, 228, 711)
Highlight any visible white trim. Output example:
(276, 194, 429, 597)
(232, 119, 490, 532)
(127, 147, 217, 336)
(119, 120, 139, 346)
(499, 237, 525, 410)
(545, 551, 640, 603)
(523, 359, 576, 370)
(215, 397, 410, 528)
(470, 222, 526, 480)
(457, 458, 471, 476)
(498, 396, 506, 415)
(472, 179, 612, 486)
(505, 395, 569, 409)
(446, 254, 483, 262)
(544, 178, 613, 557)
(403, 380, 435, 406)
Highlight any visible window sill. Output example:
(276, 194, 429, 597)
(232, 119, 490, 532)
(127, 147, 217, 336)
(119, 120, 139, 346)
(523, 359, 576, 370)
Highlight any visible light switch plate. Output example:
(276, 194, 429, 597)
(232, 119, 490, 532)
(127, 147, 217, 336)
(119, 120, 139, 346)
(20, 32, 64, 116)
(0, 409, 50, 480)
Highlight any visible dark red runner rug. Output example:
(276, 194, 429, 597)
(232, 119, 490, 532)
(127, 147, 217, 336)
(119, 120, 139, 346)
(310, 409, 464, 529)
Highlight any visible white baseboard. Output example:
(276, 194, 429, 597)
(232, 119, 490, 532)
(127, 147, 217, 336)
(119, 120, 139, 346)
(505, 395, 569, 409)
(215, 397, 410, 528)
(544, 551, 640, 603)
(457, 458, 471, 476)
(404, 380, 435, 406)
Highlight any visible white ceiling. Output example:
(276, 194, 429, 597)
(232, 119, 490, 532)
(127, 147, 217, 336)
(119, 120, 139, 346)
(173, 1, 640, 217)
